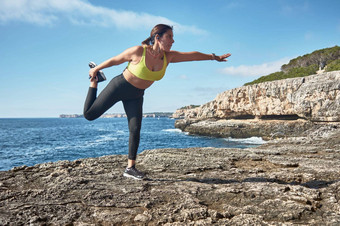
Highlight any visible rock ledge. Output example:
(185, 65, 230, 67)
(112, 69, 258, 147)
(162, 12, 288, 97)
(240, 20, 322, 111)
(1, 125, 339, 225)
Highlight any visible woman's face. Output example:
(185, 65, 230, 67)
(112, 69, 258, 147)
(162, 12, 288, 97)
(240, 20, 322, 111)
(158, 30, 174, 51)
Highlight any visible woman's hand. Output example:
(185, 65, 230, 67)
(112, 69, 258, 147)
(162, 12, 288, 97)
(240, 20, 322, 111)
(213, 53, 231, 62)
(89, 67, 99, 82)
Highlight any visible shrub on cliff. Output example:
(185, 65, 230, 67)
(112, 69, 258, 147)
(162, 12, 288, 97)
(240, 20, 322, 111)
(326, 59, 340, 71)
(281, 45, 340, 72)
(245, 46, 339, 86)
(244, 72, 284, 85)
(245, 64, 318, 86)
(179, 105, 200, 110)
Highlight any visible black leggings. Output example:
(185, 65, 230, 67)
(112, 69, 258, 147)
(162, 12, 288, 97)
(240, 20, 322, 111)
(83, 74, 145, 160)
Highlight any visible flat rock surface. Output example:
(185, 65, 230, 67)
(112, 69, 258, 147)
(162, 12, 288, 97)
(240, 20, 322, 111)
(1, 125, 340, 225)
(175, 118, 317, 139)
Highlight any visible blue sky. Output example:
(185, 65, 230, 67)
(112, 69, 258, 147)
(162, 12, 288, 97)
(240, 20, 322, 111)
(0, 0, 339, 118)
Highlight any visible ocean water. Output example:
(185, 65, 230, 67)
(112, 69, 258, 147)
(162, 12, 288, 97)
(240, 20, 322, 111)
(0, 118, 266, 171)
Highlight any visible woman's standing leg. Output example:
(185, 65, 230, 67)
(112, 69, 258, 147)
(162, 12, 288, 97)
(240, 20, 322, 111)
(122, 96, 146, 180)
(123, 96, 144, 166)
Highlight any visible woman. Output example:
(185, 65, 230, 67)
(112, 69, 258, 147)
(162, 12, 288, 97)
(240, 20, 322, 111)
(84, 24, 231, 180)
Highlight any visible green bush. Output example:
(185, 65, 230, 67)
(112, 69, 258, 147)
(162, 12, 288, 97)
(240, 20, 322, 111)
(282, 45, 340, 71)
(285, 64, 318, 78)
(179, 105, 200, 110)
(244, 72, 284, 86)
(244, 46, 340, 86)
(326, 59, 340, 71)
(244, 64, 318, 86)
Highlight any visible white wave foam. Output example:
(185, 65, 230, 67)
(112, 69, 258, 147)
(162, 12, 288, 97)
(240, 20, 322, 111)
(224, 137, 266, 145)
(163, 128, 189, 135)
(94, 135, 118, 143)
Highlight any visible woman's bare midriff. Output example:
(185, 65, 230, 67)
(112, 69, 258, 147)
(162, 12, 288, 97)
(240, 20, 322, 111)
(123, 69, 154, 90)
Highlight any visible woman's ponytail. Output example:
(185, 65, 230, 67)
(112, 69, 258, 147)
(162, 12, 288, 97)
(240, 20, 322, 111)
(141, 24, 173, 46)
(142, 36, 152, 46)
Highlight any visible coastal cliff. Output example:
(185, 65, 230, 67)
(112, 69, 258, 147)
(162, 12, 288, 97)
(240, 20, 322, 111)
(0, 124, 339, 225)
(174, 71, 340, 139)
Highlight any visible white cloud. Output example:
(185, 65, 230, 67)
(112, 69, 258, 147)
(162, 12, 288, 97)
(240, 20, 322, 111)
(178, 74, 188, 80)
(226, 1, 243, 9)
(0, 0, 207, 34)
(280, 1, 310, 16)
(219, 57, 290, 77)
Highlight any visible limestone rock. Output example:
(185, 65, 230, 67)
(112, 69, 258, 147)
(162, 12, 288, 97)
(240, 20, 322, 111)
(172, 105, 200, 119)
(174, 71, 340, 139)
(196, 71, 340, 122)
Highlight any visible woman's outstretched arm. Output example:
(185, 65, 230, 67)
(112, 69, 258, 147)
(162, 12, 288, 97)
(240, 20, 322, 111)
(167, 51, 231, 63)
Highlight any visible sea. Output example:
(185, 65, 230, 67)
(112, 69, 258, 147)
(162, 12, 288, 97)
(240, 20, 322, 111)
(0, 117, 266, 171)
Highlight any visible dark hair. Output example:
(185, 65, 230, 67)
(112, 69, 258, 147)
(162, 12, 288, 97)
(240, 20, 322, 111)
(142, 24, 173, 45)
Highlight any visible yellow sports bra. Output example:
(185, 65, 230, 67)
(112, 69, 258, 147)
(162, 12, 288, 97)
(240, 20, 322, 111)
(127, 46, 167, 81)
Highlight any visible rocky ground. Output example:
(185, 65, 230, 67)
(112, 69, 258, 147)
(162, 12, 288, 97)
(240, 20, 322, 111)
(1, 124, 340, 225)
